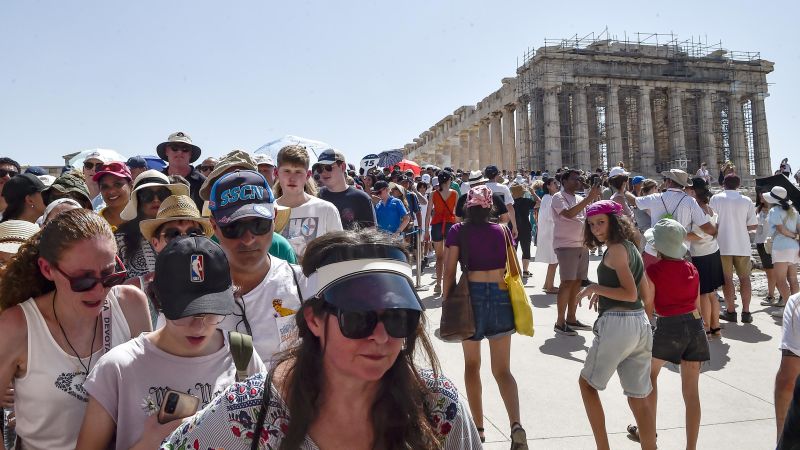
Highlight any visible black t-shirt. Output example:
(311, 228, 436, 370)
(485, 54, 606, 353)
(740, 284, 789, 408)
(163, 166, 206, 211)
(455, 192, 508, 220)
(319, 186, 376, 230)
(513, 197, 536, 233)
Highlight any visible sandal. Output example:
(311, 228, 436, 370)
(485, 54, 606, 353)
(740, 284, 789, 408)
(626, 424, 657, 442)
(708, 327, 721, 337)
(476, 427, 485, 443)
(544, 288, 559, 294)
(510, 422, 528, 449)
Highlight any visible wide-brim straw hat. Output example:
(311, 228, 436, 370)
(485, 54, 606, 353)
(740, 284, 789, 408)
(660, 169, 692, 187)
(120, 170, 189, 221)
(139, 195, 213, 241)
(0, 220, 40, 254)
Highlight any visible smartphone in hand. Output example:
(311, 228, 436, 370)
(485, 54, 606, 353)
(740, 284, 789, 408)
(157, 391, 200, 424)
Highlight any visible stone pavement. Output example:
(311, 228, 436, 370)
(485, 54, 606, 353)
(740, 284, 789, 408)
(414, 251, 781, 449)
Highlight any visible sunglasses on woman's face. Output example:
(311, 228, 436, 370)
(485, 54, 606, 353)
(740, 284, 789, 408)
(83, 161, 104, 171)
(53, 256, 127, 293)
(325, 305, 420, 339)
(218, 218, 273, 239)
(159, 227, 205, 243)
(138, 187, 172, 203)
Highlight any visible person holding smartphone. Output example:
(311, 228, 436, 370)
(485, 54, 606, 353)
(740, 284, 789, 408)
(77, 236, 265, 450)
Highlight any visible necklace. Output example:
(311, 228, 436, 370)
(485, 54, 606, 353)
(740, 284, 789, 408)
(52, 292, 99, 374)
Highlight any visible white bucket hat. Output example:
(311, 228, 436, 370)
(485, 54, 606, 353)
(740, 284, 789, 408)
(764, 186, 792, 205)
(120, 170, 190, 221)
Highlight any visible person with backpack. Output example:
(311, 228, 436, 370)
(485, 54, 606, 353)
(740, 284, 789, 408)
(77, 236, 265, 450)
(634, 170, 717, 268)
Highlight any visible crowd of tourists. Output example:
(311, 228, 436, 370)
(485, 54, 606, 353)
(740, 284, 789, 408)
(0, 131, 798, 449)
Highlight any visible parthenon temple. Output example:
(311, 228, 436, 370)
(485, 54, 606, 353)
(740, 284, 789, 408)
(402, 32, 774, 182)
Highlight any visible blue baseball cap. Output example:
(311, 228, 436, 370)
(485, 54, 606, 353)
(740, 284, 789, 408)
(208, 170, 274, 225)
(631, 176, 645, 185)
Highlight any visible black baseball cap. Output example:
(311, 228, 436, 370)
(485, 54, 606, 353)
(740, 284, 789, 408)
(126, 156, 148, 169)
(484, 165, 499, 179)
(24, 166, 47, 176)
(208, 170, 274, 225)
(2, 173, 46, 204)
(372, 180, 389, 193)
(154, 236, 235, 320)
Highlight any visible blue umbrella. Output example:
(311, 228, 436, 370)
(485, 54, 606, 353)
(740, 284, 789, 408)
(377, 149, 404, 168)
(253, 135, 335, 164)
(142, 155, 167, 171)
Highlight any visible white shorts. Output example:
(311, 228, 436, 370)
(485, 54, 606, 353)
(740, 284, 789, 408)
(772, 248, 800, 264)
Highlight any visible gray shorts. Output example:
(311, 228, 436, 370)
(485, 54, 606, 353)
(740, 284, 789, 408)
(581, 310, 653, 398)
(555, 247, 589, 281)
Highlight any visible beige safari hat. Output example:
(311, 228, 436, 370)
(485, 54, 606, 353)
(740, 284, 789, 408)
(139, 195, 213, 241)
(156, 131, 202, 163)
(660, 169, 693, 187)
(199, 150, 257, 201)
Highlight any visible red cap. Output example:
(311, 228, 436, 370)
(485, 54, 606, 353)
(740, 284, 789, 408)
(92, 162, 132, 182)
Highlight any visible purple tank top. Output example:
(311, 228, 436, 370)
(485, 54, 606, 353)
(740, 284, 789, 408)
(445, 222, 508, 271)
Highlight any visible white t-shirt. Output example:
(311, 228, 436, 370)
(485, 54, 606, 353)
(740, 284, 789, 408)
(709, 190, 758, 256)
(84, 332, 266, 450)
(280, 195, 343, 257)
(486, 181, 513, 205)
(689, 209, 719, 257)
(218, 257, 306, 363)
(782, 293, 800, 356)
(635, 189, 709, 256)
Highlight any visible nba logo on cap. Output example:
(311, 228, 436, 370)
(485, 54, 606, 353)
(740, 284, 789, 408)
(190, 254, 204, 282)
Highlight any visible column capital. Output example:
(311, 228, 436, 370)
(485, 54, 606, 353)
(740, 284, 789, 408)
(491, 111, 503, 119)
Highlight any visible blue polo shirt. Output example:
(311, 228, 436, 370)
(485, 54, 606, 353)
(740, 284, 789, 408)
(375, 197, 408, 233)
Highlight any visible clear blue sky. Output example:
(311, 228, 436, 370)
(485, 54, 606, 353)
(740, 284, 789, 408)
(1, 0, 797, 171)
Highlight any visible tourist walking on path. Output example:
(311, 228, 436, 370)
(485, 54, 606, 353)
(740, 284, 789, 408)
(510, 182, 537, 277)
(443, 186, 528, 448)
(425, 171, 457, 295)
(634, 169, 716, 268)
(756, 186, 779, 306)
(640, 218, 710, 450)
(0, 173, 46, 224)
(686, 177, 724, 336)
(485, 165, 518, 239)
(763, 186, 800, 309)
(162, 229, 482, 449)
(157, 131, 206, 210)
(316, 149, 376, 231)
(710, 174, 758, 323)
(94, 162, 133, 231)
(576, 200, 655, 450)
(81, 150, 112, 211)
(0, 209, 151, 450)
(552, 168, 601, 335)
(535, 176, 560, 293)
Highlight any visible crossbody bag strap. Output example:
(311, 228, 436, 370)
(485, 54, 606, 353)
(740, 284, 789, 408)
(250, 368, 276, 450)
(228, 331, 254, 383)
(501, 225, 521, 277)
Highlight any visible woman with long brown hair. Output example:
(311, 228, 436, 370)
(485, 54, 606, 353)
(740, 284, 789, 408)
(161, 229, 481, 449)
(425, 171, 457, 295)
(0, 209, 151, 450)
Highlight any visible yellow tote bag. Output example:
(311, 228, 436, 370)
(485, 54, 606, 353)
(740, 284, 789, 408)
(503, 227, 534, 337)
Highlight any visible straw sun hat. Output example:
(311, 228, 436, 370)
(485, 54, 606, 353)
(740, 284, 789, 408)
(139, 195, 213, 241)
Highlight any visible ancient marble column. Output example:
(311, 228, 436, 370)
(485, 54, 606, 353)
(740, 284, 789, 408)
(606, 84, 623, 168)
(668, 88, 687, 167)
(515, 102, 531, 170)
(458, 131, 470, 171)
(728, 95, 749, 175)
(543, 87, 562, 171)
(531, 96, 544, 170)
(503, 106, 517, 170)
(752, 93, 772, 177)
(699, 90, 718, 177)
(478, 119, 491, 169)
(490, 112, 503, 170)
(574, 85, 591, 171)
(468, 126, 479, 170)
(638, 86, 656, 177)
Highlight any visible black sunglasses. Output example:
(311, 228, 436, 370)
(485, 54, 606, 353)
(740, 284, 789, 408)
(53, 256, 127, 293)
(0, 169, 18, 178)
(324, 305, 420, 339)
(83, 161, 104, 171)
(168, 146, 192, 153)
(199, 165, 214, 172)
(314, 164, 337, 174)
(137, 187, 172, 203)
(160, 227, 205, 242)
(218, 218, 273, 239)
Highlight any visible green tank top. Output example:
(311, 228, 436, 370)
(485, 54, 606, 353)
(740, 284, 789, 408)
(597, 240, 644, 316)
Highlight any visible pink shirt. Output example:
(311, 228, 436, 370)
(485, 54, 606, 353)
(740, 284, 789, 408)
(550, 190, 585, 249)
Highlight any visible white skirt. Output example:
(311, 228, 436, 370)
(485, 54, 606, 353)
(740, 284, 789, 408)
(772, 248, 800, 264)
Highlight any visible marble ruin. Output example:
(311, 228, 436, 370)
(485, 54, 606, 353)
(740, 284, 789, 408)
(403, 33, 774, 182)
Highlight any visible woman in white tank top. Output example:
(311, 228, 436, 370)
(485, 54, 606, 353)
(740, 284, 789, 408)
(0, 209, 152, 450)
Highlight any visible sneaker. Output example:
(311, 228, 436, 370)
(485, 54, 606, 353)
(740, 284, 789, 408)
(522, 271, 533, 278)
(433, 284, 442, 295)
(761, 296, 777, 307)
(719, 310, 738, 323)
(741, 312, 753, 323)
(554, 323, 577, 336)
(566, 320, 592, 330)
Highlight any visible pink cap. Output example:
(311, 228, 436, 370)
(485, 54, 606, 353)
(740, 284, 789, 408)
(585, 200, 623, 218)
(92, 162, 132, 182)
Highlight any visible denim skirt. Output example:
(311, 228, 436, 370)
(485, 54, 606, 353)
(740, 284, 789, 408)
(468, 282, 515, 341)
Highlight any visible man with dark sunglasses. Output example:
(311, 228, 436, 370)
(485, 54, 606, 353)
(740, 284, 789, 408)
(0, 157, 20, 217)
(208, 170, 305, 360)
(81, 151, 112, 211)
(157, 131, 206, 210)
(316, 149, 376, 230)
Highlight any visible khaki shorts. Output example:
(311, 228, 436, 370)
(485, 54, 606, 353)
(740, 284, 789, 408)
(555, 247, 589, 281)
(720, 255, 751, 277)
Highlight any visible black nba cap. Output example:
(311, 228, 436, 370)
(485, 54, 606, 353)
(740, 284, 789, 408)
(154, 236, 235, 320)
